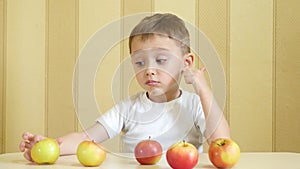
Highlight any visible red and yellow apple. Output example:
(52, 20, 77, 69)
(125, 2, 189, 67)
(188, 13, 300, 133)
(166, 141, 199, 169)
(30, 138, 60, 164)
(76, 140, 106, 167)
(134, 137, 163, 165)
(208, 138, 240, 168)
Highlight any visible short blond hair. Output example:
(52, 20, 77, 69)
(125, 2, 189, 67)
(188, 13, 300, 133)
(129, 13, 190, 55)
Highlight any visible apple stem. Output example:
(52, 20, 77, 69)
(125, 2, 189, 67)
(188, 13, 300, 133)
(148, 136, 151, 140)
(217, 140, 226, 146)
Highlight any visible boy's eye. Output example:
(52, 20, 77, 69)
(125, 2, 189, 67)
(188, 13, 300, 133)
(135, 61, 145, 66)
(156, 58, 167, 64)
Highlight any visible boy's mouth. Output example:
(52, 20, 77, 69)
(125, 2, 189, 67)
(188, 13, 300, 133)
(145, 80, 160, 86)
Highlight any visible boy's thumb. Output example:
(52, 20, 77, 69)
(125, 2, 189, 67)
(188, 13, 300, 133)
(56, 137, 63, 145)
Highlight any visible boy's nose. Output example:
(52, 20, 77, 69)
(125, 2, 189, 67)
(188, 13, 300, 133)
(145, 67, 156, 76)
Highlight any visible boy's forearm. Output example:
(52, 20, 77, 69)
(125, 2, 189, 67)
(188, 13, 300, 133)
(194, 83, 230, 144)
(204, 110, 230, 144)
(59, 132, 90, 156)
(58, 123, 109, 156)
(194, 82, 212, 118)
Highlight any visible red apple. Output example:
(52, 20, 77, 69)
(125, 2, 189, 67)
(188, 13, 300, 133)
(166, 141, 198, 169)
(134, 137, 163, 165)
(76, 140, 106, 167)
(208, 138, 240, 168)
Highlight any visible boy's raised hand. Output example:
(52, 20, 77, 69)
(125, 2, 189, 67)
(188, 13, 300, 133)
(19, 132, 63, 162)
(182, 66, 209, 93)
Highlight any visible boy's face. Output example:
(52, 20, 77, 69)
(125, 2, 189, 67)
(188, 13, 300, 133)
(130, 35, 186, 98)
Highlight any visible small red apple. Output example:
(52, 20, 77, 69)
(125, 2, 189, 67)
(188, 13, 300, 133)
(76, 140, 106, 167)
(134, 137, 163, 165)
(208, 138, 240, 169)
(166, 141, 199, 169)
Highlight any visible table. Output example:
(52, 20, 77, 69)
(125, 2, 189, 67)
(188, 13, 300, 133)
(0, 152, 299, 169)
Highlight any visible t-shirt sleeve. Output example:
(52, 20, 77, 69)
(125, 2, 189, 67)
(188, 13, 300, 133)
(96, 104, 125, 139)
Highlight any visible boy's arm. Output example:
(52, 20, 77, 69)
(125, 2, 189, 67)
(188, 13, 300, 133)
(183, 66, 230, 144)
(59, 122, 109, 155)
(20, 122, 109, 161)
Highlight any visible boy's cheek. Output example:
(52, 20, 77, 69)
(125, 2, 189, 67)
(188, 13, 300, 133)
(163, 64, 184, 77)
(159, 69, 182, 82)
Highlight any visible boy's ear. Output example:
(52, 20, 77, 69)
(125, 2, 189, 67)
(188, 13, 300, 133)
(184, 53, 194, 67)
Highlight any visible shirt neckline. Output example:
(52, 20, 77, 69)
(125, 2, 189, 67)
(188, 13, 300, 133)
(141, 89, 184, 106)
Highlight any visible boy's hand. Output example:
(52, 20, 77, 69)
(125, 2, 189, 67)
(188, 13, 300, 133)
(182, 66, 209, 93)
(19, 132, 63, 162)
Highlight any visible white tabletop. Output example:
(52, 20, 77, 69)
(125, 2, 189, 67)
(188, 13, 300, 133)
(0, 152, 299, 169)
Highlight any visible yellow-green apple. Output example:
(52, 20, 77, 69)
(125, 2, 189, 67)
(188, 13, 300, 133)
(76, 140, 106, 167)
(166, 141, 198, 169)
(134, 137, 163, 165)
(208, 138, 240, 168)
(30, 138, 60, 164)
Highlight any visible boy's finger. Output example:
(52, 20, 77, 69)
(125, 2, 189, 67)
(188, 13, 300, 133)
(24, 150, 33, 162)
(182, 66, 192, 74)
(181, 66, 187, 73)
(33, 135, 45, 143)
(184, 68, 195, 79)
(25, 141, 33, 149)
(200, 67, 206, 72)
(56, 137, 63, 145)
(22, 132, 33, 140)
(19, 141, 26, 152)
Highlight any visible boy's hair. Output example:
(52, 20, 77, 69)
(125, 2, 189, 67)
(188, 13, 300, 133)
(129, 13, 191, 55)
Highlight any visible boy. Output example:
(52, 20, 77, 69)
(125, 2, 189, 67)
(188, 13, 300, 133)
(20, 13, 230, 161)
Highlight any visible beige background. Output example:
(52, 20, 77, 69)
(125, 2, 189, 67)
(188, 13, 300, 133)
(0, 0, 299, 153)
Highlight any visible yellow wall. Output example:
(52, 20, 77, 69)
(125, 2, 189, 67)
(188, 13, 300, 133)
(3, 0, 46, 153)
(46, 0, 78, 140)
(275, 0, 300, 152)
(0, 0, 5, 153)
(0, 0, 299, 153)
(230, 0, 274, 151)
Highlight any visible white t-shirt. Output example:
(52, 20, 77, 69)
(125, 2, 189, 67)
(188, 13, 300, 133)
(97, 90, 206, 153)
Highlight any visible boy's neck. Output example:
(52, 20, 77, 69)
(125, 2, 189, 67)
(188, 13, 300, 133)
(146, 89, 182, 103)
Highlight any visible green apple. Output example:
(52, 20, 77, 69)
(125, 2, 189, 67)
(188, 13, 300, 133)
(30, 138, 60, 164)
(76, 140, 106, 167)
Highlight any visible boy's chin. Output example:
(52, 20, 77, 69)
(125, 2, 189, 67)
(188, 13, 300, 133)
(147, 89, 167, 98)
